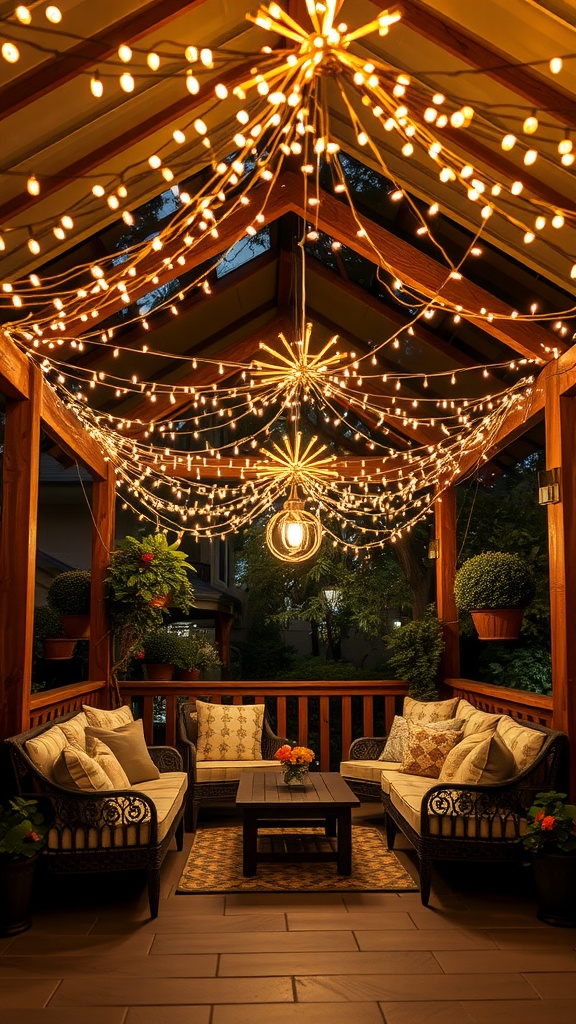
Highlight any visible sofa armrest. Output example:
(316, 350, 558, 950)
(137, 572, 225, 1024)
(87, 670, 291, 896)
(148, 745, 183, 772)
(420, 779, 526, 839)
(44, 784, 160, 847)
(262, 717, 289, 759)
(349, 737, 387, 760)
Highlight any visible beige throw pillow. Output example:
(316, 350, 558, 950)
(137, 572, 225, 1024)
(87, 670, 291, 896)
(380, 715, 464, 763)
(83, 704, 134, 729)
(85, 735, 131, 789)
(439, 731, 516, 784)
(496, 717, 546, 773)
(60, 712, 89, 751)
(53, 743, 113, 792)
(400, 721, 462, 779)
(455, 699, 502, 738)
(196, 701, 264, 761)
(403, 696, 459, 724)
(85, 719, 160, 784)
(25, 725, 67, 780)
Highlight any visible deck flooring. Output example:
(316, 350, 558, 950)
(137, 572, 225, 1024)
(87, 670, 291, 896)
(1, 805, 575, 1023)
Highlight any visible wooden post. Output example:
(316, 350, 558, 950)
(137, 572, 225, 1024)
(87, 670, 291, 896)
(435, 486, 461, 680)
(214, 612, 234, 678)
(89, 463, 116, 702)
(0, 365, 41, 738)
(545, 373, 576, 796)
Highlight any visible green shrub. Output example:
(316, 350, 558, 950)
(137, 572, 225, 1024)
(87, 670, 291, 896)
(454, 551, 535, 611)
(47, 570, 91, 615)
(174, 633, 220, 671)
(142, 629, 180, 664)
(384, 609, 444, 700)
(278, 656, 382, 681)
(33, 605, 63, 659)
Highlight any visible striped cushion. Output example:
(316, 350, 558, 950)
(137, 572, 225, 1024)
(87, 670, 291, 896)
(60, 713, 90, 751)
(83, 704, 134, 729)
(52, 744, 113, 792)
(25, 725, 67, 780)
(85, 735, 131, 789)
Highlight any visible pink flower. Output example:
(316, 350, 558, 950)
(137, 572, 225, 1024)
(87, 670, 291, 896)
(541, 816, 556, 831)
(141, 552, 154, 564)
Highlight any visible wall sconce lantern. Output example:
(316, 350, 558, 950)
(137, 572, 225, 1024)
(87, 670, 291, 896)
(427, 538, 440, 560)
(538, 468, 561, 505)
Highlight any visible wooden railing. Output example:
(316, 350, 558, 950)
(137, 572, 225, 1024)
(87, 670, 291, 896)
(444, 678, 553, 727)
(29, 679, 106, 729)
(119, 679, 409, 771)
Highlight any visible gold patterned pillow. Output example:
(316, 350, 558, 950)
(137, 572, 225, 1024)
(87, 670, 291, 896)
(400, 721, 462, 779)
(53, 743, 113, 792)
(496, 717, 546, 773)
(403, 696, 459, 724)
(83, 704, 134, 729)
(380, 715, 464, 762)
(440, 731, 516, 784)
(196, 701, 264, 761)
(455, 699, 502, 738)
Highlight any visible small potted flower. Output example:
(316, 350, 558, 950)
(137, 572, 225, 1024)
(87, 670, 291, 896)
(47, 570, 91, 638)
(522, 790, 576, 927)
(274, 743, 315, 786)
(141, 628, 181, 681)
(174, 633, 221, 680)
(0, 797, 47, 936)
(454, 551, 536, 640)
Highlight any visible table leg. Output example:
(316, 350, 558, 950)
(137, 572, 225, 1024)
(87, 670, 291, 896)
(336, 809, 352, 875)
(325, 814, 336, 837)
(242, 812, 258, 876)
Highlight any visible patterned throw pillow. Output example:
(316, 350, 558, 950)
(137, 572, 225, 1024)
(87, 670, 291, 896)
(53, 743, 113, 792)
(455, 699, 502, 738)
(84, 719, 160, 784)
(196, 701, 264, 761)
(496, 717, 546, 773)
(380, 715, 464, 762)
(85, 735, 131, 789)
(83, 704, 134, 729)
(400, 721, 462, 779)
(403, 696, 459, 724)
(439, 731, 516, 784)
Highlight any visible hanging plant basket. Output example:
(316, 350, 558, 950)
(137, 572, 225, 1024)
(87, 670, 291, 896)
(470, 608, 525, 641)
(60, 614, 90, 639)
(42, 638, 77, 660)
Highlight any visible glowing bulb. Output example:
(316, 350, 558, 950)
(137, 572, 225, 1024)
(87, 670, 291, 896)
(15, 6, 31, 24)
(147, 52, 160, 71)
(27, 175, 40, 196)
(523, 114, 538, 134)
(2, 42, 20, 63)
(118, 44, 132, 62)
(45, 6, 62, 23)
(28, 237, 40, 255)
(524, 149, 537, 165)
(200, 48, 213, 67)
(215, 83, 228, 99)
(148, 154, 162, 169)
(90, 72, 103, 97)
(173, 129, 186, 144)
(284, 521, 304, 549)
(120, 72, 135, 92)
(558, 138, 573, 155)
(186, 72, 199, 95)
(193, 118, 207, 135)
(501, 134, 516, 151)
(550, 57, 562, 74)
(92, 184, 105, 197)
(61, 215, 73, 229)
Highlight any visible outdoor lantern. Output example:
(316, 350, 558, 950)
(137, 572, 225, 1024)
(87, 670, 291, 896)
(266, 488, 322, 563)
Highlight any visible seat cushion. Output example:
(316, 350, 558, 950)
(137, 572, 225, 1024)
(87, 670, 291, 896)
(380, 766, 403, 795)
(496, 717, 546, 773)
(47, 771, 187, 850)
(388, 775, 521, 839)
(85, 719, 160, 784)
(403, 696, 459, 724)
(400, 722, 462, 778)
(440, 731, 516, 785)
(455, 699, 502, 738)
(196, 759, 281, 782)
(340, 759, 400, 786)
(196, 701, 265, 761)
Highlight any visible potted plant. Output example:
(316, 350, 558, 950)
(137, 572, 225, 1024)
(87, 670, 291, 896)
(453, 551, 536, 640)
(47, 570, 91, 638)
(33, 605, 77, 660)
(384, 607, 445, 700)
(105, 532, 195, 704)
(0, 797, 47, 936)
(141, 628, 180, 681)
(522, 791, 576, 927)
(174, 632, 221, 680)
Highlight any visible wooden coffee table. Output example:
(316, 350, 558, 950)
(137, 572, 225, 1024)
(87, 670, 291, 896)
(235, 771, 360, 876)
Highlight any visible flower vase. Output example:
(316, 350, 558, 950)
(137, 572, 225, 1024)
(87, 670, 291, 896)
(282, 765, 309, 786)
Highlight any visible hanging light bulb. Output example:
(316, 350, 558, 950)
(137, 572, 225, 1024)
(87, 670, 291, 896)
(90, 71, 103, 98)
(45, 6, 62, 23)
(266, 487, 322, 562)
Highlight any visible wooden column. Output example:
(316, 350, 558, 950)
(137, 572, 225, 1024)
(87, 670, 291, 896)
(214, 612, 234, 679)
(545, 373, 576, 796)
(434, 486, 460, 680)
(89, 463, 116, 701)
(0, 364, 41, 739)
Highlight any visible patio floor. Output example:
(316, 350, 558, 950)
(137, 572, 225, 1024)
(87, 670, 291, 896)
(1, 804, 575, 1024)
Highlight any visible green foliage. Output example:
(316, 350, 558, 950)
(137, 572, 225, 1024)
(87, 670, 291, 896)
(142, 629, 180, 664)
(33, 606, 63, 658)
(239, 622, 296, 680)
(454, 551, 536, 611)
(478, 643, 552, 695)
(384, 608, 445, 700)
(47, 570, 91, 615)
(278, 656, 382, 681)
(522, 792, 576, 855)
(0, 798, 46, 861)
(173, 632, 221, 671)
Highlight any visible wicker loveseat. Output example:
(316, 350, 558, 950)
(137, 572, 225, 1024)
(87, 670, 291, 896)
(177, 699, 288, 830)
(340, 697, 568, 905)
(4, 706, 187, 918)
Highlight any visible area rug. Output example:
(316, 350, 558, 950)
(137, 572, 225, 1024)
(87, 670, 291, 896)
(176, 825, 418, 894)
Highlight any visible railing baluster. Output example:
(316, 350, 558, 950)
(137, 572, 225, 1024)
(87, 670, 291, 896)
(298, 695, 309, 748)
(362, 695, 374, 737)
(319, 696, 330, 772)
(276, 696, 287, 739)
(165, 694, 177, 748)
(342, 696, 352, 761)
(142, 694, 154, 745)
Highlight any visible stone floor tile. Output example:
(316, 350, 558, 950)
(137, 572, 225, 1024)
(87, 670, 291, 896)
(224, 894, 347, 912)
(0, 1011, 127, 1023)
(219, 950, 441, 977)
(0, 953, 217, 979)
(379, 1001, 477, 1024)
(464, 999, 576, 1023)
(213, 1002, 384, 1024)
(355, 929, 497, 951)
(151, 930, 358, 954)
(89, 912, 287, 934)
(49, 976, 294, 1006)
(124, 1008, 211, 1024)
(522, 972, 576, 998)
(287, 912, 416, 931)
(3, 933, 154, 957)
(434, 948, 576, 973)
(0, 979, 60, 1008)
(294, 972, 537, 1002)
(408, 910, 549, 930)
(485, 928, 576, 949)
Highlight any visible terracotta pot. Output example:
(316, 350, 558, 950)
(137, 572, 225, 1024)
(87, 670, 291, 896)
(60, 614, 90, 639)
(532, 851, 576, 927)
(470, 608, 525, 640)
(179, 667, 201, 681)
(0, 854, 41, 936)
(42, 638, 77, 660)
(144, 663, 175, 681)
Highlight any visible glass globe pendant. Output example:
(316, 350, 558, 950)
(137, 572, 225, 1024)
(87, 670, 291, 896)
(266, 487, 322, 562)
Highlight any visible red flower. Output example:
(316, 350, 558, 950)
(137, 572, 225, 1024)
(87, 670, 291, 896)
(141, 552, 154, 564)
(134, 651, 145, 660)
(541, 816, 556, 831)
(534, 809, 544, 822)
(23, 831, 41, 843)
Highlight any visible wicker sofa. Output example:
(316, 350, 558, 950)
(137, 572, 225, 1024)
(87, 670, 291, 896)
(4, 706, 187, 918)
(177, 699, 288, 830)
(340, 697, 568, 905)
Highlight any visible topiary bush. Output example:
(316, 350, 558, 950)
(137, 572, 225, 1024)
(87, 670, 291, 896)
(174, 632, 221, 671)
(454, 551, 536, 611)
(33, 605, 63, 659)
(384, 608, 445, 700)
(142, 629, 180, 664)
(47, 570, 91, 615)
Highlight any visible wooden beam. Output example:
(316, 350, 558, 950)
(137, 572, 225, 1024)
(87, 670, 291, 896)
(434, 487, 460, 679)
(41, 381, 108, 479)
(0, 329, 30, 400)
(0, 364, 41, 738)
(89, 463, 116, 694)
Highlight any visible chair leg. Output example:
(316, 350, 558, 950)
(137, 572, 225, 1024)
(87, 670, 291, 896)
(385, 812, 398, 850)
(147, 868, 161, 919)
(175, 814, 184, 851)
(419, 855, 432, 906)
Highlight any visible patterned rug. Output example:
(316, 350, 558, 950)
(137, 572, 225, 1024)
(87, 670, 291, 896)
(176, 825, 418, 894)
